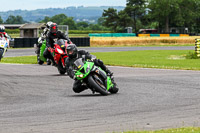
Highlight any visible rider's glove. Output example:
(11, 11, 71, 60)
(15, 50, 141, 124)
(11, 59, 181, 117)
(68, 40, 72, 44)
(90, 55, 96, 61)
(73, 75, 76, 80)
(48, 47, 53, 52)
(91, 57, 96, 61)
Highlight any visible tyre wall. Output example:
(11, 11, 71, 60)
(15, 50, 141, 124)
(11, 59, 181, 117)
(13, 37, 90, 48)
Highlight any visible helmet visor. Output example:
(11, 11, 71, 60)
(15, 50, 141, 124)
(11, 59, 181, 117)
(0, 29, 4, 32)
(51, 26, 57, 33)
(68, 49, 74, 55)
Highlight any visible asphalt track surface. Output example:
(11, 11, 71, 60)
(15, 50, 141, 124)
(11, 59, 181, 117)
(1, 46, 200, 133)
(5, 46, 194, 57)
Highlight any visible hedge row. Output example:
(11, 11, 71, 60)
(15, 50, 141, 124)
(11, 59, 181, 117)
(5, 29, 20, 34)
(5, 29, 112, 35)
(68, 30, 112, 34)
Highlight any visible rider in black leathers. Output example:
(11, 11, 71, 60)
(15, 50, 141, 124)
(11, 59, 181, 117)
(65, 44, 118, 93)
(43, 23, 71, 65)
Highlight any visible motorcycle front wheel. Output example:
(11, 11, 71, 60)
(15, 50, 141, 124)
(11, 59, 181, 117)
(88, 75, 109, 96)
(57, 61, 66, 75)
(0, 49, 4, 61)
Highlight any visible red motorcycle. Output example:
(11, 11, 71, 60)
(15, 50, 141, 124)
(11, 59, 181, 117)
(50, 39, 70, 74)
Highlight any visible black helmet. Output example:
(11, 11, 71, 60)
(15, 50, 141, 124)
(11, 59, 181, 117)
(67, 44, 78, 58)
(50, 23, 58, 33)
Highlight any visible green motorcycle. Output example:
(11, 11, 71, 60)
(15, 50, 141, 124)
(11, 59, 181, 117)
(73, 58, 119, 95)
(35, 38, 50, 65)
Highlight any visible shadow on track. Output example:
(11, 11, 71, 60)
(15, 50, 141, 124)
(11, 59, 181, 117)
(69, 93, 105, 97)
(50, 74, 68, 76)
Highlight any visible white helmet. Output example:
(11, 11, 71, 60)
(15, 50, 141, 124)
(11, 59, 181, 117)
(0, 25, 5, 32)
(46, 21, 53, 28)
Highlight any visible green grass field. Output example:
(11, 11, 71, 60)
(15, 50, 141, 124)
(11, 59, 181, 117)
(1, 50, 200, 70)
(69, 34, 89, 37)
(92, 50, 200, 70)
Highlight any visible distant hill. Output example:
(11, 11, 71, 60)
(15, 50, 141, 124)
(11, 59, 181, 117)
(0, 6, 125, 23)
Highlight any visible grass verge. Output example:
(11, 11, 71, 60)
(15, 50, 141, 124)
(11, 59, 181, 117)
(121, 127, 200, 133)
(1, 50, 200, 70)
(92, 50, 200, 70)
(1, 56, 37, 64)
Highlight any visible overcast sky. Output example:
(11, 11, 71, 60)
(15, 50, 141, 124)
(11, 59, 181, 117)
(0, 0, 126, 12)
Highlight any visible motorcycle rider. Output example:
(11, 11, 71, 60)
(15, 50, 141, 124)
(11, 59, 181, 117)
(0, 25, 9, 40)
(0, 25, 10, 48)
(36, 21, 53, 65)
(35, 21, 52, 49)
(65, 44, 118, 93)
(43, 23, 72, 65)
(42, 21, 53, 38)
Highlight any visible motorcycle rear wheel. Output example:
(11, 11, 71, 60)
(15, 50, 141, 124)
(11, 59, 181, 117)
(37, 54, 44, 65)
(88, 75, 109, 96)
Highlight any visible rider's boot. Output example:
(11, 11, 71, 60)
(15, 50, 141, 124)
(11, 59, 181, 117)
(105, 69, 113, 77)
(49, 56, 56, 66)
(51, 60, 56, 66)
(46, 58, 51, 65)
(106, 69, 119, 90)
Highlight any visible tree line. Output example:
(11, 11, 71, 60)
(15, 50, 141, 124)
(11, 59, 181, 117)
(102, 0, 200, 34)
(1, 0, 200, 34)
(0, 14, 110, 31)
(0, 15, 26, 24)
(39, 14, 110, 31)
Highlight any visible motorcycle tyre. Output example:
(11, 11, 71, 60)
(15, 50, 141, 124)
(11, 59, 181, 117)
(35, 45, 40, 54)
(37, 54, 44, 65)
(46, 59, 51, 65)
(88, 75, 110, 96)
(0, 49, 3, 61)
(57, 61, 66, 75)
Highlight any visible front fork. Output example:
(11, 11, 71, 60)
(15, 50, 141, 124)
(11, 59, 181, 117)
(0, 48, 5, 57)
(92, 67, 113, 90)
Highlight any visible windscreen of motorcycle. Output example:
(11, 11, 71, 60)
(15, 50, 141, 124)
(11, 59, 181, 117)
(57, 39, 67, 51)
(74, 58, 84, 70)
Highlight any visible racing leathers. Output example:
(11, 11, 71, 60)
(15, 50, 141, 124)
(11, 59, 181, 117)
(43, 31, 71, 64)
(0, 32, 9, 40)
(0, 32, 10, 48)
(65, 50, 114, 93)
